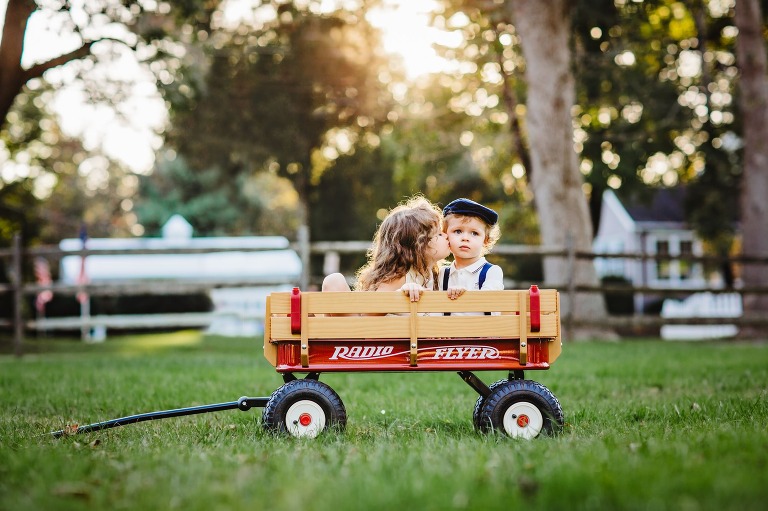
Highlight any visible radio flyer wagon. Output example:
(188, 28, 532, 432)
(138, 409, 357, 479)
(53, 286, 564, 440)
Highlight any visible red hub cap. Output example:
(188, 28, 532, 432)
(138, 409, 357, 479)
(299, 413, 312, 427)
(517, 414, 530, 428)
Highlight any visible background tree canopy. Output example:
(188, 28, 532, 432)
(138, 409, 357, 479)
(2, 0, 768, 318)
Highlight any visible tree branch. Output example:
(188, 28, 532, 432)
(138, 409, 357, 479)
(20, 37, 138, 83)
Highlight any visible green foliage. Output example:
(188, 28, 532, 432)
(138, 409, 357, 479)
(1, 81, 146, 245)
(134, 154, 301, 236)
(136, 153, 302, 236)
(572, 0, 693, 229)
(1, 335, 767, 510)
(685, 142, 741, 255)
(571, 0, 745, 248)
(0, 180, 40, 247)
(310, 143, 399, 241)
(165, 4, 390, 224)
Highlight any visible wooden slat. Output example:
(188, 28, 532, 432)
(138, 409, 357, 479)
(300, 290, 310, 367)
(269, 314, 559, 341)
(269, 293, 292, 314)
(268, 289, 559, 315)
(417, 315, 558, 338)
(548, 291, 563, 363)
(414, 290, 559, 314)
(264, 296, 277, 366)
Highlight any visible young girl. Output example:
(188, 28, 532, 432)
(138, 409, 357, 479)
(322, 196, 450, 301)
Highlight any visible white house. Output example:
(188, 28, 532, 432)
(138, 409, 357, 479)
(593, 188, 742, 340)
(593, 188, 706, 313)
(59, 215, 301, 336)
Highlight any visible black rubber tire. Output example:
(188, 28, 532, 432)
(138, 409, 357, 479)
(471, 379, 509, 430)
(477, 380, 564, 438)
(262, 379, 347, 437)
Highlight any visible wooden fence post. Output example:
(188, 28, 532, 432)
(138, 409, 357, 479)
(11, 233, 24, 357)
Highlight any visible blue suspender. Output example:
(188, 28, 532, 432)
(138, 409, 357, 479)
(442, 266, 450, 291)
(442, 262, 494, 290)
(478, 262, 492, 290)
(442, 262, 494, 316)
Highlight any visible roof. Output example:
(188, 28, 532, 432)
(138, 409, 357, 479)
(618, 187, 687, 224)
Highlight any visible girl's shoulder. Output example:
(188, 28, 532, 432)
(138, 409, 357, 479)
(406, 269, 434, 289)
(376, 275, 407, 291)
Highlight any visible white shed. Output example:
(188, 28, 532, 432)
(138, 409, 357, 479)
(59, 216, 301, 336)
(593, 188, 706, 313)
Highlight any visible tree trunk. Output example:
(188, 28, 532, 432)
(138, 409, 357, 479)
(0, 0, 35, 123)
(506, 0, 610, 339)
(734, 0, 768, 331)
(1, 0, 98, 129)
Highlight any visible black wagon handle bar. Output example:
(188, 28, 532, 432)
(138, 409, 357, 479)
(50, 396, 269, 438)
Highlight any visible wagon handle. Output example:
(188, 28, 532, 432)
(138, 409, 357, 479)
(50, 396, 269, 438)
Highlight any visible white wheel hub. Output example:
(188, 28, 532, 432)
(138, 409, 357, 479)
(285, 400, 326, 438)
(502, 401, 544, 439)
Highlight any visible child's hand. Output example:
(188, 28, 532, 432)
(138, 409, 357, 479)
(447, 287, 466, 300)
(400, 283, 425, 302)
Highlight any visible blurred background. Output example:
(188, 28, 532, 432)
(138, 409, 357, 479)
(2, 0, 767, 343)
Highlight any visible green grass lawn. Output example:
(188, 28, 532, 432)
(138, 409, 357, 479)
(1, 332, 767, 511)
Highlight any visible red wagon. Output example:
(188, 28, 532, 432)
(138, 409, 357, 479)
(261, 286, 564, 439)
(53, 286, 564, 440)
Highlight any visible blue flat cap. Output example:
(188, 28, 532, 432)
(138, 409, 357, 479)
(443, 198, 498, 225)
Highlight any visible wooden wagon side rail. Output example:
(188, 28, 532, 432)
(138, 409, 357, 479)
(264, 288, 561, 373)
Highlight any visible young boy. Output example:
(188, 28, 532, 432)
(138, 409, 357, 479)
(441, 198, 503, 303)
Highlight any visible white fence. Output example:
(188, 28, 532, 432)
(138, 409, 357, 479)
(4, 233, 768, 356)
(661, 293, 742, 340)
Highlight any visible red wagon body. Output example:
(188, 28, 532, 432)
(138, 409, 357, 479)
(264, 287, 562, 372)
(258, 287, 565, 439)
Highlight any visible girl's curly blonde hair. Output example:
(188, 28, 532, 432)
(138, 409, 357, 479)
(356, 196, 443, 291)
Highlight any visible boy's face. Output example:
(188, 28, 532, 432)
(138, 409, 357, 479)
(445, 216, 488, 262)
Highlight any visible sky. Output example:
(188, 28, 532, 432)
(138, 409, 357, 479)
(0, 0, 457, 180)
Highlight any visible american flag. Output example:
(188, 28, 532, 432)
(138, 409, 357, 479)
(34, 257, 53, 312)
(77, 225, 89, 304)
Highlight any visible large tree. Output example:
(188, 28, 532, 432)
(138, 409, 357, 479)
(734, 0, 768, 323)
(504, 0, 609, 334)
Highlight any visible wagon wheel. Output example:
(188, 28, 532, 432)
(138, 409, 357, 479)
(471, 379, 509, 430)
(262, 379, 347, 438)
(477, 380, 564, 439)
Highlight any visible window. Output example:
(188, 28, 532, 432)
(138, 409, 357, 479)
(679, 240, 693, 280)
(656, 240, 670, 280)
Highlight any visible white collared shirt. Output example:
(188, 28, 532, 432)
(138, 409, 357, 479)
(441, 258, 503, 316)
(443, 257, 504, 291)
